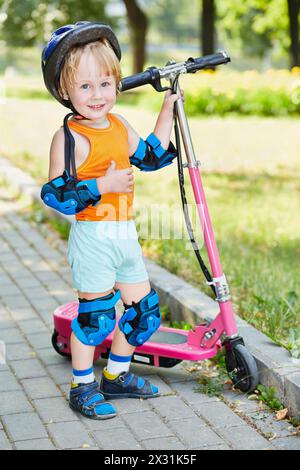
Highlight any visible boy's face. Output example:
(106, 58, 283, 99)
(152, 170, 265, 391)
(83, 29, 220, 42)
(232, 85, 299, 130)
(66, 49, 117, 121)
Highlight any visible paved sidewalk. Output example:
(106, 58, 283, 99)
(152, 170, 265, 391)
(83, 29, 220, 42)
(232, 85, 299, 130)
(0, 187, 299, 450)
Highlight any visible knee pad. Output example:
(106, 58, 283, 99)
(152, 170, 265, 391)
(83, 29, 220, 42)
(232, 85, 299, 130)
(71, 290, 121, 346)
(118, 288, 161, 346)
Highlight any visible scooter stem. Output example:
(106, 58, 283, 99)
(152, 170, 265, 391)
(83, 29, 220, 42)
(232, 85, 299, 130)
(172, 79, 238, 337)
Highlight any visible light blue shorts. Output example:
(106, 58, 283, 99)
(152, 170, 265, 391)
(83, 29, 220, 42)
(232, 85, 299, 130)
(67, 220, 149, 293)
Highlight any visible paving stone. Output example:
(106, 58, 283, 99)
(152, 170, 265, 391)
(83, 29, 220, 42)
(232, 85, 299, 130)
(0, 317, 15, 330)
(33, 271, 62, 284)
(47, 421, 95, 449)
(7, 307, 38, 322)
(157, 361, 196, 383)
(143, 374, 175, 396)
(0, 327, 25, 344)
(18, 319, 48, 335)
(167, 417, 222, 449)
(14, 438, 56, 450)
(216, 425, 273, 450)
(3, 295, 32, 310)
(14, 275, 43, 289)
(30, 297, 60, 312)
(5, 265, 35, 280)
(109, 397, 151, 415)
(170, 380, 221, 404)
(191, 443, 232, 450)
(2, 413, 48, 441)
(0, 429, 12, 449)
(0, 253, 20, 264)
(21, 377, 62, 400)
(122, 410, 172, 440)
(37, 347, 69, 366)
(26, 332, 52, 350)
(149, 395, 196, 421)
(272, 436, 300, 450)
(5, 342, 36, 361)
(0, 370, 21, 392)
(0, 276, 13, 288)
(21, 286, 54, 300)
(248, 410, 295, 439)
(193, 400, 246, 429)
(142, 436, 185, 450)
(93, 427, 142, 450)
(0, 390, 33, 415)
(69, 446, 101, 450)
(223, 389, 264, 414)
(0, 284, 23, 297)
(10, 358, 47, 380)
(84, 415, 125, 431)
(33, 397, 80, 423)
(48, 363, 72, 385)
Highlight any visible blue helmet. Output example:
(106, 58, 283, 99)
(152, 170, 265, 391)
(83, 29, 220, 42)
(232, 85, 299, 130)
(41, 21, 121, 109)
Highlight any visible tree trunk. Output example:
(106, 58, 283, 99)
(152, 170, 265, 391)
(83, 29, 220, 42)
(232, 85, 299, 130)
(201, 0, 215, 56)
(123, 0, 148, 73)
(287, 0, 300, 68)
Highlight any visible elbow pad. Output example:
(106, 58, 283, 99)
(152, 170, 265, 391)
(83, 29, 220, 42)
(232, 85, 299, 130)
(41, 170, 101, 215)
(130, 133, 177, 172)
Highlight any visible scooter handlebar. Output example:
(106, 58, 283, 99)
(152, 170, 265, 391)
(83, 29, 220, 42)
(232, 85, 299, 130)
(119, 51, 231, 92)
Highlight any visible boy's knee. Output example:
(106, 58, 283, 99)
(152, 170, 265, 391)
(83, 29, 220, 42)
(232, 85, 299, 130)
(118, 288, 161, 346)
(72, 290, 121, 346)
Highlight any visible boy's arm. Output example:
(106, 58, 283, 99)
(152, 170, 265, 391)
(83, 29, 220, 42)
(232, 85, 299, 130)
(48, 128, 65, 180)
(115, 89, 181, 172)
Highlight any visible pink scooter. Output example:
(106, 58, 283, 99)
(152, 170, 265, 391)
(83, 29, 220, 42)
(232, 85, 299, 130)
(52, 52, 259, 393)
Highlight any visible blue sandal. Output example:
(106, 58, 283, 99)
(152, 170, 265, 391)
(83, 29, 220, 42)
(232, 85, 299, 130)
(69, 380, 117, 419)
(99, 371, 160, 399)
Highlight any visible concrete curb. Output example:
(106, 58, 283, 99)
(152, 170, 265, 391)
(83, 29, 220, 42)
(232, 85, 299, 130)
(1, 155, 299, 419)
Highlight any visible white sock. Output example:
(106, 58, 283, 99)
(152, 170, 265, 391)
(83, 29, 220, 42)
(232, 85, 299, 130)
(105, 352, 132, 377)
(72, 367, 95, 385)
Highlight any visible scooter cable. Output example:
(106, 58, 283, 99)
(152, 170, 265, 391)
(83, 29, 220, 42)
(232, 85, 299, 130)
(172, 78, 216, 297)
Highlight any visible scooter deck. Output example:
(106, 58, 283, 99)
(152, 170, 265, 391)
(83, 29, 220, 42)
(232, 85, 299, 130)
(53, 302, 220, 368)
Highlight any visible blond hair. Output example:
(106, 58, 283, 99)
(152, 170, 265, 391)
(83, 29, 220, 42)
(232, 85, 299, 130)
(59, 38, 122, 97)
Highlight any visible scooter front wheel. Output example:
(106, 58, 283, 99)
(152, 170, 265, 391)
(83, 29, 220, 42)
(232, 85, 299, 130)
(225, 343, 259, 393)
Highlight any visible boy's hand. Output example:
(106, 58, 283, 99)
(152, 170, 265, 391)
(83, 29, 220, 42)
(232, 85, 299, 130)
(97, 161, 134, 194)
(162, 88, 185, 114)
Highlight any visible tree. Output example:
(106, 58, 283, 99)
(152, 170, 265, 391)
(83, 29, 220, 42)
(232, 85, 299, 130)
(122, 0, 148, 73)
(287, 0, 300, 67)
(201, 0, 215, 56)
(0, 0, 109, 47)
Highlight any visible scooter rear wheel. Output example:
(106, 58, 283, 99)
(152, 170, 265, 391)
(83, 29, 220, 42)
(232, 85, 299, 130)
(51, 329, 71, 358)
(225, 343, 259, 393)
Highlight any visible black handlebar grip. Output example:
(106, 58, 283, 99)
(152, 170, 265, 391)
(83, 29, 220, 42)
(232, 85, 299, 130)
(186, 52, 230, 72)
(119, 69, 156, 92)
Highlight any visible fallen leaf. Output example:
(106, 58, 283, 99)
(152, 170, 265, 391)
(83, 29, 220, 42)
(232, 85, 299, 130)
(82, 443, 90, 449)
(28, 351, 36, 357)
(248, 394, 259, 401)
(276, 408, 288, 421)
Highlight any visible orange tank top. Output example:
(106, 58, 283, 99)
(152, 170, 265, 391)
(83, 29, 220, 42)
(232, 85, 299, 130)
(68, 113, 134, 222)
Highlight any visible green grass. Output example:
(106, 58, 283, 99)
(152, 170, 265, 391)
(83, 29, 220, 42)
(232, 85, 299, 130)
(137, 171, 300, 348)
